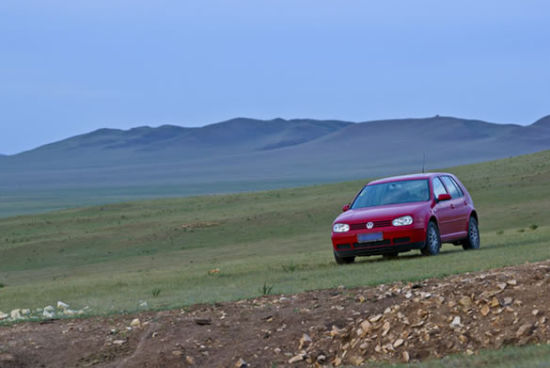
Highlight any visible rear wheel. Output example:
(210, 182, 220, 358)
(422, 221, 441, 256)
(334, 252, 355, 265)
(462, 216, 480, 250)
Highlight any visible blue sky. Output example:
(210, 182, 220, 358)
(1, 0, 549, 154)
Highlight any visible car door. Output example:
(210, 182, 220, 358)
(440, 175, 469, 239)
(431, 177, 455, 238)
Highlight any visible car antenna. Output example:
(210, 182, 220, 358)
(422, 152, 425, 173)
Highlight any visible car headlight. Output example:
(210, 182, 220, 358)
(333, 223, 350, 233)
(392, 216, 413, 226)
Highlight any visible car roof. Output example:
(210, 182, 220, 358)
(367, 172, 452, 185)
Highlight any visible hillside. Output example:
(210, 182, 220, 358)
(1, 115, 550, 216)
(1, 150, 550, 366)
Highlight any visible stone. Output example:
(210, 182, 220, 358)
(316, 354, 327, 363)
(402, 351, 410, 362)
(185, 355, 195, 365)
(10, 309, 22, 320)
(234, 358, 248, 368)
(490, 297, 500, 308)
(507, 279, 518, 286)
(43, 310, 55, 319)
(369, 314, 383, 323)
(516, 323, 534, 338)
(503, 297, 513, 306)
(44, 305, 55, 313)
(130, 318, 141, 328)
(113, 340, 126, 345)
(480, 304, 490, 316)
(360, 319, 372, 333)
(459, 296, 472, 308)
(288, 354, 304, 364)
(0, 311, 8, 320)
(450, 316, 462, 328)
(393, 338, 404, 348)
(299, 334, 312, 349)
(57, 301, 69, 309)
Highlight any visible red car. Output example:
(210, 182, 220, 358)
(331, 173, 479, 264)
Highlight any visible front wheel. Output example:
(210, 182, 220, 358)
(422, 221, 441, 256)
(462, 217, 480, 250)
(334, 252, 355, 265)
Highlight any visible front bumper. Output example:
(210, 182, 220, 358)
(331, 226, 426, 257)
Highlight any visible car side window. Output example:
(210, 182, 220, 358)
(432, 177, 447, 198)
(449, 176, 464, 196)
(441, 176, 462, 198)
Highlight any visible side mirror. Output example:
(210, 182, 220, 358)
(437, 194, 452, 202)
(342, 204, 350, 212)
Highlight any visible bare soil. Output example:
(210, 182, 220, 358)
(1, 260, 549, 368)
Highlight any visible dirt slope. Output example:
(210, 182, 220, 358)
(1, 260, 549, 368)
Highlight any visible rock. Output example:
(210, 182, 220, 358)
(274, 347, 281, 353)
(497, 282, 507, 290)
(503, 297, 513, 306)
(10, 309, 22, 320)
(185, 356, 195, 365)
(43, 310, 55, 319)
(360, 319, 372, 333)
(382, 321, 391, 336)
(459, 296, 472, 308)
(402, 351, 410, 362)
(130, 318, 141, 328)
(113, 340, 126, 345)
(349, 356, 364, 365)
(490, 297, 500, 308)
(532, 309, 540, 316)
(234, 358, 248, 368)
(44, 305, 55, 313)
(21, 309, 31, 315)
(316, 354, 327, 363)
(450, 316, 462, 328)
(507, 279, 518, 286)
(0, 311, 8, 320)
(138, 300, 148, 308)
(298, 333, 312, 350)
(480, 304, 490, 316)
(516, 323, 534, 338)
(172, 350, 183, 357)
(57, 301, 69, 309)
(369, 314, 383, 323)
(288, 354, 304, 364)
(393, 338, 404, 348)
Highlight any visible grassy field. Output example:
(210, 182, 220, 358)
(370, 343, 550, 368)
(0, 150, 549, 316)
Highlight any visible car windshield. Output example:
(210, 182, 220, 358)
(351, 179, 430, 209)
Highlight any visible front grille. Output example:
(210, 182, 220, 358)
(349, 219, 392, 231)
(353, 240, 391, 248)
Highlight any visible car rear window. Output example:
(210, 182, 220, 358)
(352, 179, 430, 209)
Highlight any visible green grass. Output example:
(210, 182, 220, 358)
(0, 150, 549, 317)
(363, 343, 550, 368)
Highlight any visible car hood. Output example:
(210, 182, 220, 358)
(334, 202, 429, 224)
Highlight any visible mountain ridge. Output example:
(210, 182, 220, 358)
(1, 115, 550, 201)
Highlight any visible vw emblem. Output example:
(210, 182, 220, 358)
(366, 222, 374, 229)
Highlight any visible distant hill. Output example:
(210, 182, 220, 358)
(1, 115, 550, 216)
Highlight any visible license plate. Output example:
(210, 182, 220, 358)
(357, 232, 383, 243)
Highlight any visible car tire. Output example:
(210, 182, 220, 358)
(421, 221, 441, 256)
(462, 216, 480, 250)
(334, 252, 355, 265)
